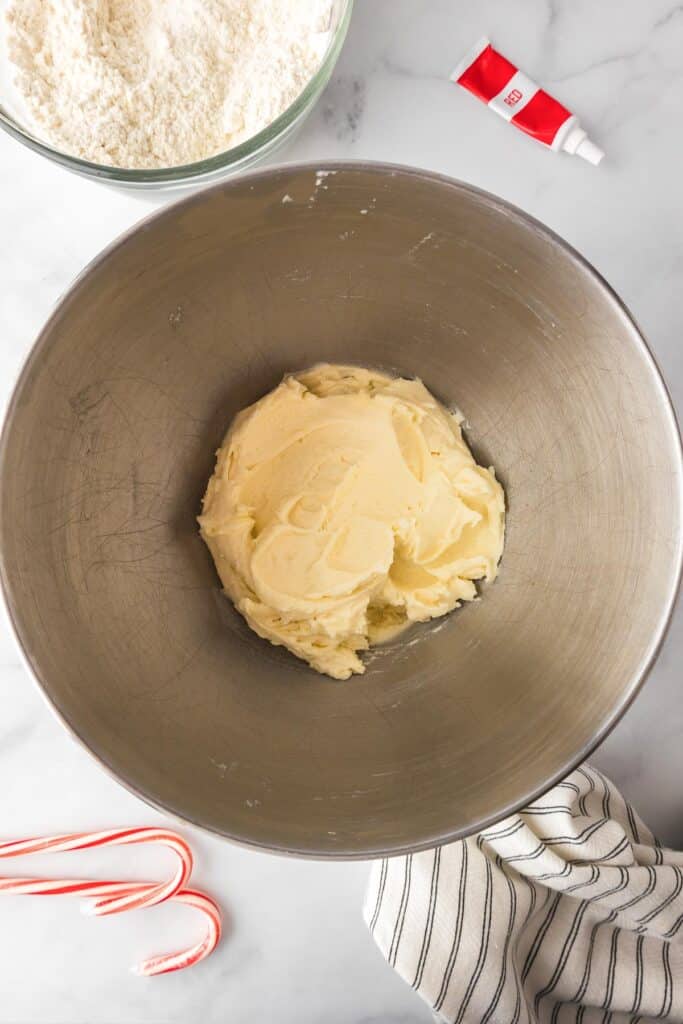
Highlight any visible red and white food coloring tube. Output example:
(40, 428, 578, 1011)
(451, 37, 604, 166)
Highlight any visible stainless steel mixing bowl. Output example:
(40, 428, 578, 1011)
(1, 164, 681, 857)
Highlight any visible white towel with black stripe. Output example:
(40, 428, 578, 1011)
(365, 765, 682, 1023)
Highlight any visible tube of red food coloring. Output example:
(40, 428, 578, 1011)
(450, 37, 604, 165)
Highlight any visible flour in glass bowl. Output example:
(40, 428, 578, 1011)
(4, 0, 334, 169)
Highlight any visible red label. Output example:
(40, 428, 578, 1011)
(457, 44, 516, 103)
(455, 42, 574, 149)
(503, 88, 523, 106)
(511, 89, 572, 145)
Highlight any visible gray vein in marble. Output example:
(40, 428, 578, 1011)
(654, 1, 683, 29)
(378, 54, 444, 84)
(322, 76, 366, 142)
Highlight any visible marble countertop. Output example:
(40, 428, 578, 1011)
(1, 1, 682, 1021)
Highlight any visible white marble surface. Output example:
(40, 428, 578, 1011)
(1, 1, 682, 1020)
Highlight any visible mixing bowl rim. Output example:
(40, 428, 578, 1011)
(1, 160, 681, 858)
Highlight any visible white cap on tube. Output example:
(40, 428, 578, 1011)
(561, 124, 605, 165)
(575, 137, 605, 166)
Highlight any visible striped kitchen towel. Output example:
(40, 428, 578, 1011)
(365, 765, 683, 1023)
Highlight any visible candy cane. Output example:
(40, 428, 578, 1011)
(135, 889, 222, 976)
(0, 828, 221, 975)
(0, 828, 193, 915)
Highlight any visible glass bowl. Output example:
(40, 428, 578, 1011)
(0, 0, 353, 189)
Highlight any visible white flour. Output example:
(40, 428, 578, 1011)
(5, 0, 333, 168)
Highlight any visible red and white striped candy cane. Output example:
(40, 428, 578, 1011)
(0, 828, 221, 975)
(135, 889, 222, 976)
(0, 827, 193, 914)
